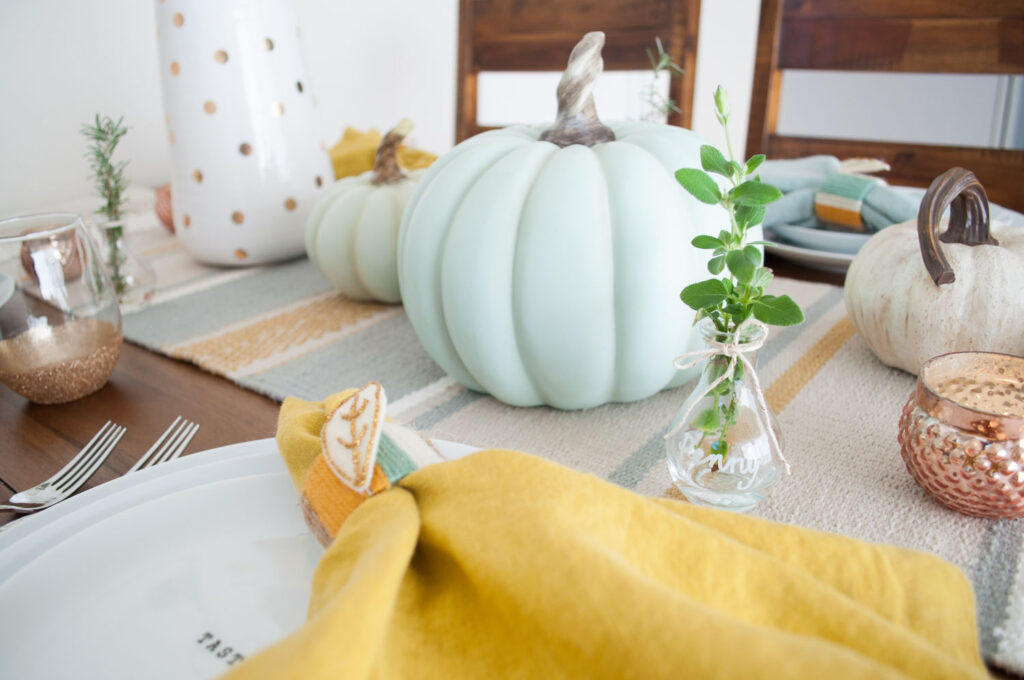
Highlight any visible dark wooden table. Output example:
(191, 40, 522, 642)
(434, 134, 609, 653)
(0, 336, 280, 526)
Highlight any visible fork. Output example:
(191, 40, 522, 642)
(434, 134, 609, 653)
(127, 416, 199, 473)
(0, 421, 126, 513)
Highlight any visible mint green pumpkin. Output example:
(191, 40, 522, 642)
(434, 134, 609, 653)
(397, 35, 749, 409)
(306, 120, 422, 303)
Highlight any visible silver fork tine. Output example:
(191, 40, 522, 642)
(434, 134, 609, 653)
(44, 421, 113, 487)
(156, 421, 199, 466)
(54, 425, 124, 494)
(127, 416, 182, 474)
(2, 422, 126, 514)
(51, 423, 120, 489)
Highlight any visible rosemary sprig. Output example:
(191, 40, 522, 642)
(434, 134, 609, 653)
(81, 114, 130, 295)
(643, 37, 685, 121)
(81, 114, 129, 222)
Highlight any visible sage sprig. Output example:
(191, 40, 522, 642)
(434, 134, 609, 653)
(673, 87, 804, 457)
(676, 87, 803, 332)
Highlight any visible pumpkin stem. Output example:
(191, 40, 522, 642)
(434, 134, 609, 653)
(371, 118, 413, 185)
(917, 167, 998, 286)
(539, 32, 616, 148)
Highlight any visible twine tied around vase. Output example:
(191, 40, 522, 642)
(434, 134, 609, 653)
(664, 317, 790, 474)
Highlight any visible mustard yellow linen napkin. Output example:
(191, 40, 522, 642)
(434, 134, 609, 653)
(329, 127, 437, 180)
(225, 390, 988, 680)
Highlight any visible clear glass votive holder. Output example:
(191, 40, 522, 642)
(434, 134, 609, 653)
(0, 214, 122, 404)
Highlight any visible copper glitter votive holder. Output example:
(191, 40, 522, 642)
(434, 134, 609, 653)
(898, 351, 1024, 519)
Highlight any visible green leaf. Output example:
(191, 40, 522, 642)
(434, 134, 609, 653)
(745, 154, 766, 175)
(729, 161, 744, 177)
(700, 145, 732, 177)
(680, 278, 728, 310)
(675, 168, 722, 205)
(722, 303, 744, 317)
(691, 235, 723, 250)
(735, 204, 766, 230)
(721, 278, 734, 294)
(726, 249, 755, 284)
(692, 407, 722, 432)
(707, 255, 725, 275)
(751, 267, 773, 289)
(730, 180, 783, 206)
(714, 86, 730, 125)
(743, 244, 762, 267)
(752, 294, 805, 326)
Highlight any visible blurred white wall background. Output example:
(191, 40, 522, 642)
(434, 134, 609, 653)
(1, 0, 1019, 217)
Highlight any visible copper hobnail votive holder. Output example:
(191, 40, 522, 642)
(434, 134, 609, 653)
(898, 351, 1024, 519)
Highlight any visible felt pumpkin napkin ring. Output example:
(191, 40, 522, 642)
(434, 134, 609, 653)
(300, 382, 445, 546)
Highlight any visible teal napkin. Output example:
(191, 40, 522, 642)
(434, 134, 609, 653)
(761, 156, 918, 232)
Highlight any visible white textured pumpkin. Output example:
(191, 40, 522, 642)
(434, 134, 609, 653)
(306, 120, 424, 303)
(396, 34, 742, 409)
(845, 168, 1024, 374)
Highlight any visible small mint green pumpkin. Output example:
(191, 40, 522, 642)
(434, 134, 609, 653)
(306, 120, 423, 303)
(397, 34, 745, 409)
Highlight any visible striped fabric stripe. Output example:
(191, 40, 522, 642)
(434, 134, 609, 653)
(121, 224, 1024, 677)
(814, 173, 879, 231)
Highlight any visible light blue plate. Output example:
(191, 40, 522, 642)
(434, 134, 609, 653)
(769, 224, 871, 255)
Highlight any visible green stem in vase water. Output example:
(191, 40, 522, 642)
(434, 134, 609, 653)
(675, 86, 804, 458)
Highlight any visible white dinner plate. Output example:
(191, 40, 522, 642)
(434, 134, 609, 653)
(0, 437, 476, 679)
(768, 224, 871, 255)
(763, 237, 855, 274)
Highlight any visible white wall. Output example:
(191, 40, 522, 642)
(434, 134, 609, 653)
(0, 0, 460, 217)
(0, 0, 170, 214)
(1, 0, 1018, 218)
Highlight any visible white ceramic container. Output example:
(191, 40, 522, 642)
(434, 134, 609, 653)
(155, 0, 332, 265)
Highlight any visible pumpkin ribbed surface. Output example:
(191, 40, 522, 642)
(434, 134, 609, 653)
(397, 121, 742, 409)
(306, 170, 424, 303)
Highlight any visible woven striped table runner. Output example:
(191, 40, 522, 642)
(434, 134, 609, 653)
(124, 224, 1023, 674)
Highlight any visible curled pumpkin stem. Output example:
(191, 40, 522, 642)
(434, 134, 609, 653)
(917, 167, 998, 286)
(539, 31, 616, 148)
(371, 118, 413, 185)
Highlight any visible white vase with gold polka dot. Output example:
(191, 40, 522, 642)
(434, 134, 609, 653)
(155, 0, 331, 265)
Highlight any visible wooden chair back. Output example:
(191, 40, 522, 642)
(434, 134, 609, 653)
(746, 1, 1024, 213)
(455, 0, 702, 142)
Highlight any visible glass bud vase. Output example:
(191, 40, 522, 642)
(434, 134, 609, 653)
(99, 221, 155, 312)
(665, 318, 786, 512)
